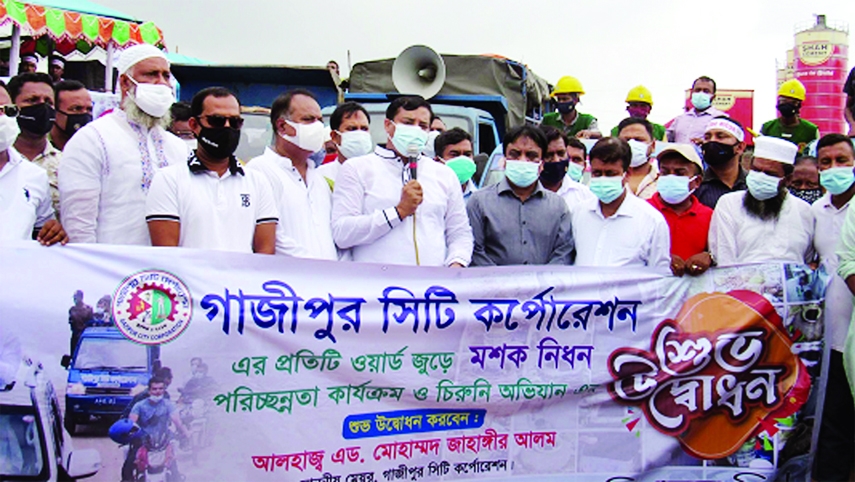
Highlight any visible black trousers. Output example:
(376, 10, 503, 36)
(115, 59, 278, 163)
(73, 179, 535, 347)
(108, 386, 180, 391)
(813, 350, 855, 482)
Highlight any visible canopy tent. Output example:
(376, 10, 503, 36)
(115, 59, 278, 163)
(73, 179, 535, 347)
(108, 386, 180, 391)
(0, 0, 165, 90)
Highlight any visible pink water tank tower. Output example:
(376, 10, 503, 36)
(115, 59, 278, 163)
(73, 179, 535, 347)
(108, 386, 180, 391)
(793, 15, 849, 135)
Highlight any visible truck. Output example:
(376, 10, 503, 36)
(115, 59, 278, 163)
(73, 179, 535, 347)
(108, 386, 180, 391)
(60, 327, 161, 434)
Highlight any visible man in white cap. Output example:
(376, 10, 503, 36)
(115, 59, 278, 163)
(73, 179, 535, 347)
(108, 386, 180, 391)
(709, 136, 815, 265)
(59, 44, 188, 244)
(18, 54, 38, 73)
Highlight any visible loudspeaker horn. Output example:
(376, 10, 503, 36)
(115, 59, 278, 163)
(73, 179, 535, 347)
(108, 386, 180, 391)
(392, 45, 446, 100)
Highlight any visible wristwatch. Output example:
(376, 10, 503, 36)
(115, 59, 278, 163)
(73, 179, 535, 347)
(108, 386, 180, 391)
(708, 252, 717, 267)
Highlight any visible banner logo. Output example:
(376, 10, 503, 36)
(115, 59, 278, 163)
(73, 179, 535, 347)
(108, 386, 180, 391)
(607, 290, 809, 459)
(113, 269, 193, 345)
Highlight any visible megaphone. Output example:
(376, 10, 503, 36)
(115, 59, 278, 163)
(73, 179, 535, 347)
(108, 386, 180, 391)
(392, 45, 446, 100)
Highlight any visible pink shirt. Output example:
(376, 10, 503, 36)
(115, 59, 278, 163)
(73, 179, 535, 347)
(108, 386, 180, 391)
(666, 107, 725, 144)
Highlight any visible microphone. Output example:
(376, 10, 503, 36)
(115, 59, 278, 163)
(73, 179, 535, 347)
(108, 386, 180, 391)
(407, 143, 420, 181)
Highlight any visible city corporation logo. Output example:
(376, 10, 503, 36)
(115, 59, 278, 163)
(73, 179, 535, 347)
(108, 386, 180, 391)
(113, 270, 193, 345)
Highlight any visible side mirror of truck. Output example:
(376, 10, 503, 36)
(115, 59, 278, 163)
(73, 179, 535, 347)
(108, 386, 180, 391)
(61, 355, 71, 369)
(65, 448, 101, 479)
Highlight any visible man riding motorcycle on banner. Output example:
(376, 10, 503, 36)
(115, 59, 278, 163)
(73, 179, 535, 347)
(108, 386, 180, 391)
(123, 376, 190, 482)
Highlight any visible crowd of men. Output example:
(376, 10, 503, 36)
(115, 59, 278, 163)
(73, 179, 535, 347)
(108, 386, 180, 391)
(1, 44, 855, 480)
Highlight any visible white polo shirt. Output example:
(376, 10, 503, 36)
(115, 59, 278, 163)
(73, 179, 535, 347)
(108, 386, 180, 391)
(316, 160, 341, 190)
(572, 189, 671, 273)
(812, 193, 851, 352)
(145, 154, 278, 253)
(0, 148, 54, 241)
(246, 147, 338, 260)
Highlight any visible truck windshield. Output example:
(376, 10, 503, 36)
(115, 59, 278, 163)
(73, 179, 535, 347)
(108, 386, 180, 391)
(73, 337, 148, 371)
(0, 406, 46, 480)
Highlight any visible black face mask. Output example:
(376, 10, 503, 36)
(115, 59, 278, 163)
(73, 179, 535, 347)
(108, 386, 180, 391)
(540, 160, 569, 185)
(18, 103, 55, 136)
(777, 103, 800, 118)
(197, 126, 240, 160)
(59, 111, 92, 137)
(788, 187, 823, 204)
(556, 101, 577, 115)
(701, 141, 737, 167)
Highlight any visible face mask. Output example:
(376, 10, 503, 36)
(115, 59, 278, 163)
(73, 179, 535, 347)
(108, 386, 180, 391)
(820, 166, 855, 195)
(281, 119, 326, 153)
(747, 170, 783, 201)
(17, 103, 55, 136)
(540, 160, 569, 185)
(567, 162, 585, 182)
(128, 77, 174, 118)
(701, 141, 736, 167)
(657, 175, 696, 204)
(0, 114, 20, 151)
(148, 395, 163, 403)
(505, 159, 541, 188)
(59, 112, 92, 137)
(389, 123, 428, 155)
(691, 92, 712, 110)
(777, 103, 799, 118)
(337, 130, 374, 159)
(445, 156, 477, 185)
(556, 101, 576, 115)
(628, 140, 651, 168)
(627, 105, 651, 119)
(590, 176, 626, 204)
(197, 126, 240, 159)
(422, 130, 441, 158)
(788, 187, 823, 204)
(184, 138, 197, 151)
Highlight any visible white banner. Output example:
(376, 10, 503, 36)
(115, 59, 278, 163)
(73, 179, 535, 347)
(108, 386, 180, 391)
(0, 243, 827, 482)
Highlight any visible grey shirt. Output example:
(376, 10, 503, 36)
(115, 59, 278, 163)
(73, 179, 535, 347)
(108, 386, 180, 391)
(467, 178, 574, 266)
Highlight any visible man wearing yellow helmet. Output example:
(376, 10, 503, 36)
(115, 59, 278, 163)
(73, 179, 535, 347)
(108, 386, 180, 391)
(610, 86, 666, 141)
(541, 76, 601, 139)
(760, 79, 819, 154)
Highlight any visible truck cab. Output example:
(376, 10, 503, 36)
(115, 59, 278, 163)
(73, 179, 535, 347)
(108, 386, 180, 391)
(61, 327, 160, 433)
(0, 358, 100, 481)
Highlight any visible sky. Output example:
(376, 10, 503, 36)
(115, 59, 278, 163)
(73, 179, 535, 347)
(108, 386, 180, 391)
(97, 0, 855, 133)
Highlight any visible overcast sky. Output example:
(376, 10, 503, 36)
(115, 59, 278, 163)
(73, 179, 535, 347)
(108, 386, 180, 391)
(98, 0, 855, 133)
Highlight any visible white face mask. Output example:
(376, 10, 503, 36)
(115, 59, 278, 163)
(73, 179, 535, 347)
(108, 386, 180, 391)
(281, 119, 326, 153)
(128, 76, 174, 118)
(628, 139, 651, 168)
(0, 114, 20, 151)
(422, 130, 441, 158)
(148, 394, 163, 403)
(336, 130, 373, 159)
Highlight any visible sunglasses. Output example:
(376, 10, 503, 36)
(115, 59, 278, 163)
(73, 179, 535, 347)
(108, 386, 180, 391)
(198, 115, 244, 129)
(1, 105, 20, 117)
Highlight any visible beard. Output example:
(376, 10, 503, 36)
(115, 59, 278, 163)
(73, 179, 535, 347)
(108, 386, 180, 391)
(121, 96, 171, 130)
(743, 186, 788, 221)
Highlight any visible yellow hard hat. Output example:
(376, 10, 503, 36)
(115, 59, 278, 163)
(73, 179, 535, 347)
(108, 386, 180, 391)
(626, 85, 653, 105)
(552, 76, 585, 96)
(778, 79, 806, 101)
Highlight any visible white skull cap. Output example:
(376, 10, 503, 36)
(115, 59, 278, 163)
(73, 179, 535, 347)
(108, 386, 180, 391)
(754, 136, 798, 165)
(115, 44, 168, 75)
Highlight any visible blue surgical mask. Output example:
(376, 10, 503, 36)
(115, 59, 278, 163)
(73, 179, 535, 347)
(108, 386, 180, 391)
(657, 175, 696, 204)
(389, 123, 428, 155)
(337, 130, 374, 159)
(567, 162, 585, 182)
(691, 92, 712, 110)
(628, 140, 650, 168)
(820, 166, 855, 195)
(505, 159, 541, 188)
(590, 176, 626, 204)
(445, 156, 477, 185)
(746, 170, 783, 201)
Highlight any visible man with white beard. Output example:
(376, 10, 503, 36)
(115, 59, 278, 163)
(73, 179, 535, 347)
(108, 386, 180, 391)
(59, 44, 188, 244)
